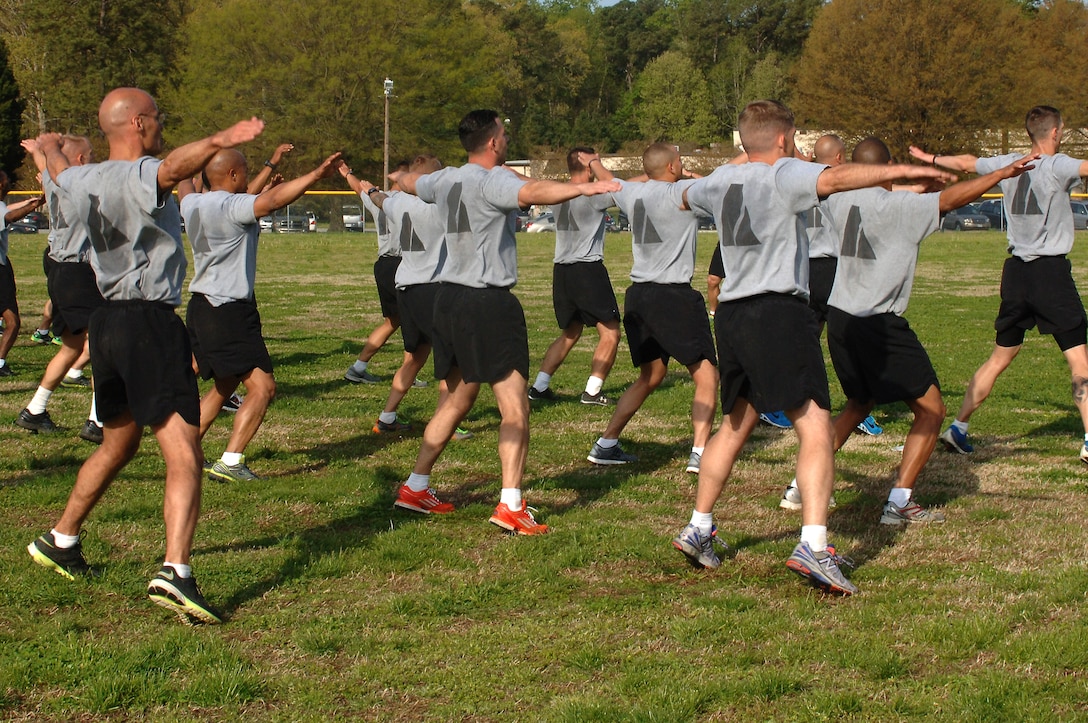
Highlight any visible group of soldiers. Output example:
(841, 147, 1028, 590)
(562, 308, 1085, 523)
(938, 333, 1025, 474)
(15, 86, 1088, 624)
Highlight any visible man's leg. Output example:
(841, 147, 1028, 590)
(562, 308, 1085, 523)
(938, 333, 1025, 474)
(377, 347, 431, 430)
(491, 370, 530, 490)
(585, 319, 621, 396)
(152, 412, 204, 566)
(687, 358, 719, 449)
(538, 322, 583, 378)
(359, 317, 399, 362)
(954, 344, 1020, 423)
(1062, 344, 1088, 435)
(16, 329, 86, 432)
(412, 367, 480, 476)
(225, 368, 274, 454)
(789, 400, 836, 528)
(881, 385, 947, 524)
(197, 376, 237, 440)
(831, 398, 874, 451)
(0, 308, 20, 362)
(588, 359, 667, 464)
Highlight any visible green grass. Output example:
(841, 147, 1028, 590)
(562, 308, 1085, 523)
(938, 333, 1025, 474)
(3, 228, 1088, 720)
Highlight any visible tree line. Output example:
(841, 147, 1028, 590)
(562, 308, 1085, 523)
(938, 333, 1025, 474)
(0, 0, 1085, 187)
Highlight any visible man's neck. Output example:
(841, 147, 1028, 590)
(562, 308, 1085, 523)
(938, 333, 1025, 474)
(467, 151, 498, 170)
(746, 149, 787, 166)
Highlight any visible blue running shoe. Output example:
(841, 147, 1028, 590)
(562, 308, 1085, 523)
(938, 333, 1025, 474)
(939, 425, 973, 454)
(759, 411, 792, 429)
(672, 524, 724, 569)
(856, 415, 883, 436)
(786, 541, 857, 595)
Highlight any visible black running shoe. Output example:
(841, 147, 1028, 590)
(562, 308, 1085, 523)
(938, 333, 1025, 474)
(79, 419, 103, 445)
(147, 567, 222, 625)
(27, 532, 98, 580)
(528, 386, 557, 401)
(15, 408, 56, 433)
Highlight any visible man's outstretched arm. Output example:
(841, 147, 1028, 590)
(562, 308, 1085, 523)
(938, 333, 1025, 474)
(937, 154, 1037, 212)
(254, 152, 342, 218)
(816, 163, 956, 198)
(909, 145, 978, 174)
(157, 117, 265, 194)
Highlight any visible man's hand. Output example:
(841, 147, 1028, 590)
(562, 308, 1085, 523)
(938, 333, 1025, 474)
(574, 180, 621, 197)
(36, 132, 63, 151)
(20, 138, 39, 155)
(908, 145, 934, 164)
(211, 117, 265, 149)
(270, 143, 294, 165)
(999, 153, 1039, 180)
(313, 152, 344, 180)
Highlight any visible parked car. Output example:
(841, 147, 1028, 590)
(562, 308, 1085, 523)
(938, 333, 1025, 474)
(941, 203, 990, 231)
(525, 212, 555, 233)
(515, 210, 531, 232)
(342, 204, 365, 232)
(977, 199, 1004, 230)
(7, 218, 38, 234)
(696, 215, 716, 231)
(259, 216, 273, 232)
(272, 211, 310, 233)
(306, 211, 318, 232)
(24, 210, 48, 230)
(1071, 201, 1088, 231)
(607, 211, 629, 232)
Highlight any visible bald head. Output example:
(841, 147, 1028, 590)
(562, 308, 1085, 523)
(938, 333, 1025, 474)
(204, 149, 247, 187)
(98, 87, 164, 157)
(99, 88, 152, 135)
(851, 137, 892, 165)
(643, 142, 680, 180)
(812, 134, 844, 166)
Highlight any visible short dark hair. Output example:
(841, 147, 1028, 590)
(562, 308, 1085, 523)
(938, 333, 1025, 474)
(1025, 105, 1062, 142)
(459, 109, 501, 153)
(851, 136, 891, 165)
(738, 100, 795, 154)
(567, 146, 595, 174)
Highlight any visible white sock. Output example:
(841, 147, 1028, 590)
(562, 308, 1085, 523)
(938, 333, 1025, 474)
(689, 510, 713, 536)
(585, 376, 604, 396)
(952, 419, 968, 434)
(36, 327, 49, 335)
(786, 477, 798, 491)
(163, 562, 192, 578)
(596, 437, 618, 449)
(51, 529, 79, 548)
(405, 472, 430, 492)
(379, 411, 398, 424)
(352, 360, 368, 374)
(500, 487, 522, 510)
(533, 371, 551, 391)
(221, 452, 243, 466)
(88, 396, 100, 425)
(800, 525, 828, 553)
(0, 359, 7, 368)
(888, 487, 911, 507)
(28, 386, 52, 415)
(691, 446, 704, 456)
(66, 368, 83, 380)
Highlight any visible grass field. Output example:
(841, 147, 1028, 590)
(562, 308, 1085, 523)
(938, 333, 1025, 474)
(2, 228, 1088, 721)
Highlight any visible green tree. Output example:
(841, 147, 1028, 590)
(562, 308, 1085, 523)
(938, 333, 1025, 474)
(793, 0, 1031, 156)
(634, 50, 716, 144)
(0, 37, 24, 180)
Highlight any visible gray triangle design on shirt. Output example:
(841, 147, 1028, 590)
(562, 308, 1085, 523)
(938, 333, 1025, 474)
(805, 206, 823, 229)
(86, 194, 125, 252)
(632, 199, 662, 244)
(720, 184, 760, 247)
(377, 210, 389, 236)
(841, 206, 877, 260)
(446, 182, 472, 233)
(188, 210, 210, 253)
(400, 213, 425, 252)
(1010, 174, 1042, 215)
(556, 202, 579, 232)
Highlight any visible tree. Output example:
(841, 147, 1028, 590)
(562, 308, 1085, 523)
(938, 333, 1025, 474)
(634, 50, 716, 144)
(793, 0, 1031, 156)
(0, 37, 24, 180)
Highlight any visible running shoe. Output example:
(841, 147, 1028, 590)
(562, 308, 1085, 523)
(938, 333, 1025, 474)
(685, 451, 701, 474)
(671, 523, 723, 569)
(51, 335, 63, 346)
(879, 499, 945, 525)
(27, 532, 97, 580)
(759, 411, 792, 429)
(778, 483, 836, 511)
(489, 502, 548, 534)
(939, 425, 973, 454)
(394, 484, 455, 514)
(220, 393, 244, 412)
(208, 459, 260, 483)
(528, 385, 557, 401)
(60, 375, 91, 388)
(452, 426, 474, 441)
(1081, 442, 1088, 466)
(79, 419, 103, 445)
(373, 418, 412, 433)
(15, 408, 57, 433)
(344, 367, 380, 384)
(411, 378, 429, 388)
(30, 329, 52, 345)
(0, 364, 15, 377)
(147, 567, 222, 625)
(786, 541, 857, 595)
(856, 415, 883, 436)
(580, 391, 612, 406)
(587, 442, 638, 465)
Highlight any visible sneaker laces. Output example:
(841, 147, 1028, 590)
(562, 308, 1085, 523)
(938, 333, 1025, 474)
(823, 544, 854, 569)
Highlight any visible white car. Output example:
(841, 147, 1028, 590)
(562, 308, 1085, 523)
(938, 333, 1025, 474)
(525, 212, 555, 233)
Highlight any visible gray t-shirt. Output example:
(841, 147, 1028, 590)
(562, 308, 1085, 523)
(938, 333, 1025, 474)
(58, 157, 186, 305)
(0, 201, 8, 265)
(804, 201, 838, 260)
(181, 190, 260, 306)
(976, 153, 1083, 261)
(682, 157, 825, 302)
(824, 187, 940, 317)
(384, 192, 445, 289)
(415, 163, 526, 288)
(613, 179, 699, 284)
(361, 190, 400, 257)
(43, 170, 91, 264)
(551, 193, 613, 264)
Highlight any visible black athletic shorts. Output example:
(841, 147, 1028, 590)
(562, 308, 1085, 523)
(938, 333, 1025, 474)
(48, 262, 105, 336)
(398, 283, 438, 353)
(186, 293, 273, 381)
(708, 244, 725, 279)
(42, 246, 55, 277)
(0, 261, 16, 315)
(90, 301, 199, 427)
(432, 284, 529, 384)
(624, 283, 716, 368)
(552, 261, 620, 328)
(994, 255, 1087, 351)
(827, 308, 939, 405)
(374, 255, 401, 320)
(808, 256, 838, 323)
(716, 293, 831, 414)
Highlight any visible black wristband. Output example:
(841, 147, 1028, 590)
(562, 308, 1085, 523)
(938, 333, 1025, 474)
(366, 187, 380, 196)
(264, 160, 277, 170)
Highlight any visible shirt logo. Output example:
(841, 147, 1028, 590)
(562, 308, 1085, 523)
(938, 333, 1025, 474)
(446, 182, 472, 234)
(720, 184, 760, 247)
(804, 207, 823, 229)
(556, 202, 579, 232)
(840, 206, 876, 260)
(377, 209, 389, 236)
(399, 213, 425, 252)
(632, 199, 663, 244)
(1010, 174, 1042, 215)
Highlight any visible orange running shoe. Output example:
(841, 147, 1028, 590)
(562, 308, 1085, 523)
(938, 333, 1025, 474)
(394, 485, 455, 514)
(489, 502, 549, 535)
